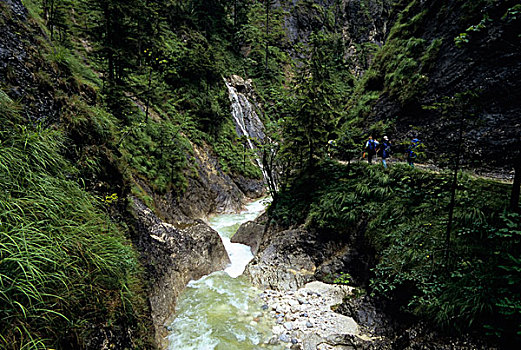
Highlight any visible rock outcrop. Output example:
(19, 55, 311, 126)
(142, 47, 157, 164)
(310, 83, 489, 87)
(242, 215, 495, 349)
(130, 198, 230, 347)
(145, 140, 264, 226)
(230, 214, 266, 255)
(280, 0, 393, 73)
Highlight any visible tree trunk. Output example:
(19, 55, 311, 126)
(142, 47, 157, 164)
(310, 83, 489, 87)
(265, 0, 270, 71)
(510, 150, 521, 212)
(144, 66, 153, 122)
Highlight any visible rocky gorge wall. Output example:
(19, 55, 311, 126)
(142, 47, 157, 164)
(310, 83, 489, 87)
(279, 0, 393, 73)
(1, 1, 268, 348)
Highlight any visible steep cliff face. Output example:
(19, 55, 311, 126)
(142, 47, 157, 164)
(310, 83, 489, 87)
(0, 0, 89, 125)
(280, 0, 393, 72)
(351, 0, 521, 172)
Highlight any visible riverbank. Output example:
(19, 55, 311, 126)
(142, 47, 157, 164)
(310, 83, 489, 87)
(236, 162, 509, 349)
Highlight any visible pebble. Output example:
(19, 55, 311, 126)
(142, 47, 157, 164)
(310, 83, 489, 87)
(283, 322, 293, 330)
(279, 334, 291, 343)
(306, 321, 314, 328)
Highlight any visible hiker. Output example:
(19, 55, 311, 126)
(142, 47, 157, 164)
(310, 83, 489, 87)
(380, 136, 391, 168)
(407, 138, 420, 168)
(364, 136, 379, 164)
(327, 139, 337, 158)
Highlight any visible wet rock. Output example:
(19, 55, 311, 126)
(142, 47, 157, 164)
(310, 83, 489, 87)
(245, 228, 319, 290)
(280, 333, 291, 343)
(284, 322, 294, 331)
(231, 220, 265, 255)
(130, 198, 230, 347)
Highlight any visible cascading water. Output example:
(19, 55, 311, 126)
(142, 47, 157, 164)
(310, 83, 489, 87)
(224, 78, 271, 183)
(165, 198, 283, 349)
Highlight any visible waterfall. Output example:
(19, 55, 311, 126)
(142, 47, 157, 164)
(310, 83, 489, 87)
(224, 76, 270, 182)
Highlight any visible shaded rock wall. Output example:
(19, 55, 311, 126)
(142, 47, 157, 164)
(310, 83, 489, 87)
(366, 0, 521, 172)
(148, 141, 265, 227)
(280, 0, 392, 72)
(241, 214, 373, 291)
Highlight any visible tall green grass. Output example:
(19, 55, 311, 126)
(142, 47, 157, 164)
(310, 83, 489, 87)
(0, 92, 145, 348)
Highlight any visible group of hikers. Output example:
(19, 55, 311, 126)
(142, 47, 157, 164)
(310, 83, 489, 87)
(364, 135, 421, 168)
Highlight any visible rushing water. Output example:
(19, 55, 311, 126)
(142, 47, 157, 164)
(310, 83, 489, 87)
(166, 198, 282, 350)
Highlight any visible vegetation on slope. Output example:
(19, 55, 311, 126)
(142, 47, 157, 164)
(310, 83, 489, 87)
(269, 160, 520, 344)
(0, 92, 151, 348)
(1, 0, 285, 348)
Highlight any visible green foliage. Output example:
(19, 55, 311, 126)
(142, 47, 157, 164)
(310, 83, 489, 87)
(454, 14, 491, 48)
(121, 115, 191, 194)
(271, 160, 516, 339)
(333, 272, 352, 285)
(209, 120, 262, 179)
(0, 99, 149, 349)
(276, 31, 354, 170)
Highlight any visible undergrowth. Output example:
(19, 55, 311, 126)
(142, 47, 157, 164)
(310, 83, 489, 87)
(0, 92, 150, 349)
(269, 160, 519, 343)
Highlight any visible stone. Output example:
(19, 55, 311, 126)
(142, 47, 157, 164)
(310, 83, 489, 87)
(231, 220, 265, 255)
(131, 198, 230, 346)
(280, 334, 291, 343)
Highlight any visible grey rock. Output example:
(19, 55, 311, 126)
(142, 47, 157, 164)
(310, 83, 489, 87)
(231, 220, 265, 255)
(283, 322, 294, 331)
(131, 198, 230, 346)
(279, 334, 291, 343)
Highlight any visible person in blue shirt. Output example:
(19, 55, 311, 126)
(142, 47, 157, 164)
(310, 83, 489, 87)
(407, 138, 420, 168)
(365, 136, 379, 164)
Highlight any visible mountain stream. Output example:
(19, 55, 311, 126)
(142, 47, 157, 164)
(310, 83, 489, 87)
(166, 198, 282, 350)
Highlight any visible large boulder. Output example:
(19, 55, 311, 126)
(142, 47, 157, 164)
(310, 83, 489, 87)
(130, 198, 230, 347)
(231, 220, 265, 255)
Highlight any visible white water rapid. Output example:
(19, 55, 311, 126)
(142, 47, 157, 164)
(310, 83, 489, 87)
(166, 197, 283, 350)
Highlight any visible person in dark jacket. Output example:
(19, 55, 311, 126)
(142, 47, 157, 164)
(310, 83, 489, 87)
(380, 136, 391, 168)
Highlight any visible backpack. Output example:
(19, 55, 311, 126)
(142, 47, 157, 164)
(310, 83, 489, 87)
(408, 139, 420, 157)
(367, 140, 376, 151)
